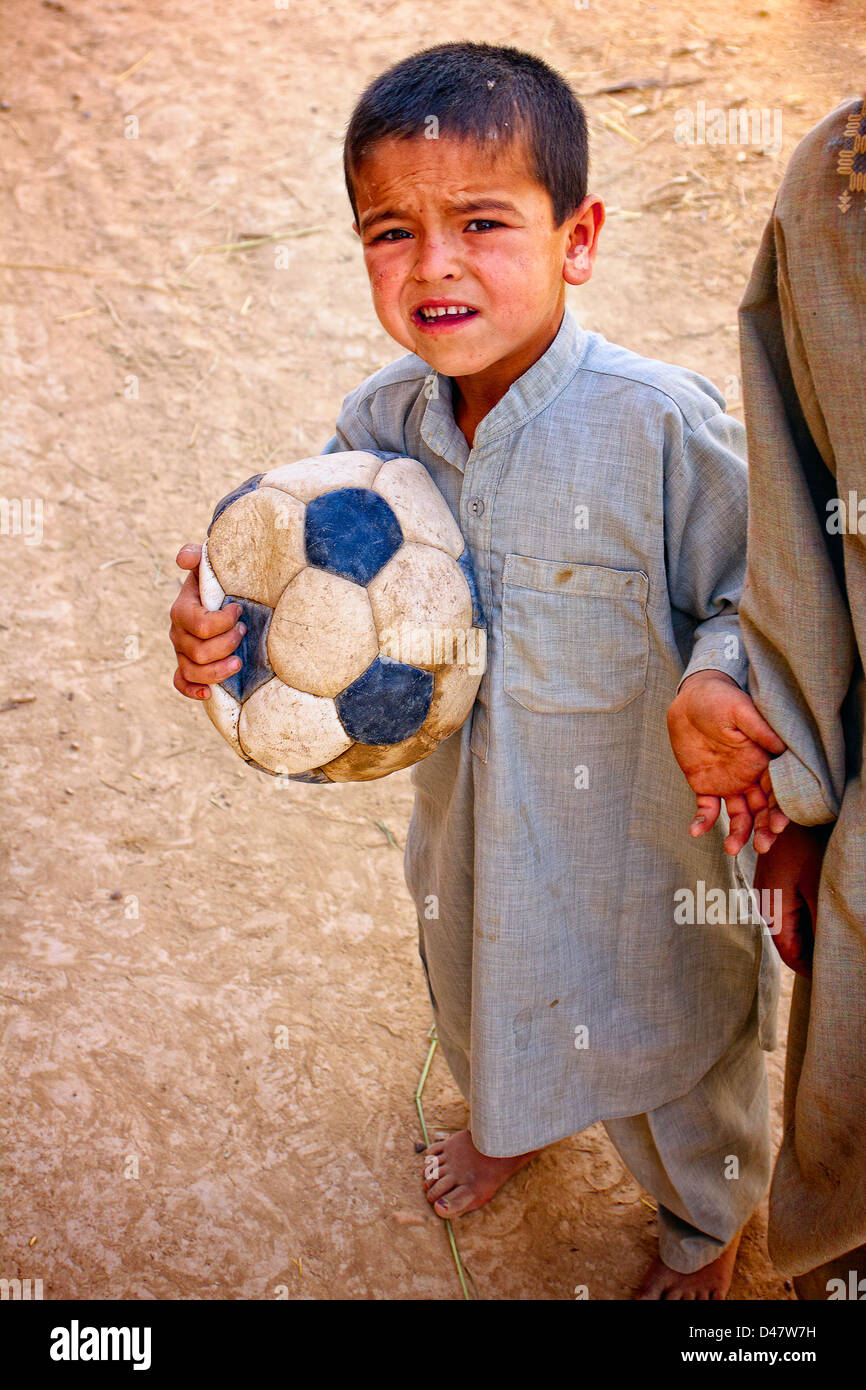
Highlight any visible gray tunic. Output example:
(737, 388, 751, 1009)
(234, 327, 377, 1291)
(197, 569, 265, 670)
(323, 307, 778, 1156)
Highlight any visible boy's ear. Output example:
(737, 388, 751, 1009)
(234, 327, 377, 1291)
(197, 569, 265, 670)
(563, 194, 605, 287)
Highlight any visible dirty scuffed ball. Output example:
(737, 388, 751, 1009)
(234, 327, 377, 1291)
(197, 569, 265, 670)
(200, 451, 486, 782)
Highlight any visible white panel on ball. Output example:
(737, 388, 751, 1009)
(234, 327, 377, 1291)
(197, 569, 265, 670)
(208, 486, 306, 607)
(238, 679, 353, 774)
(261, 451, 383, 503)
(368, 543, 474, 669)
(268, 566, 379, 698)
(373, 457, 464, 557)
(198, 539, 226, 611)
(204, 681, 242, 752)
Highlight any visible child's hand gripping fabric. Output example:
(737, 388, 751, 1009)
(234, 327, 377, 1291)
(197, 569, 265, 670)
(168, 543, 246, 699)
(666, 669, 789, 855)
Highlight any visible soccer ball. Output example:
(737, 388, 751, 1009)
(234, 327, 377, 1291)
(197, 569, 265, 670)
(199, 451, 486, 782)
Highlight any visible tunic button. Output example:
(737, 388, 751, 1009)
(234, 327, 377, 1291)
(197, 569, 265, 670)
(469, 497, 485, 516)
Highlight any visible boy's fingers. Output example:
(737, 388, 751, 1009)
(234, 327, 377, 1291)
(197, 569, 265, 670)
(173, 668, 211, 701)
(732, 697, 786, 755)
(169, 542, 241, 700)
(724, 821, 752, 856)
(176, 649, 242, 687)
(169, 571, 201, 627)
(722, 792, 754, 855)
(743, 782, 769, 815)
(176, 543, 203, 571)
(170, 616, 245, 664)
(689, 794, 720, 837)
(170, 573, 242, 641)
(721, 781, 770, 853)
(184, 605, 243, 642)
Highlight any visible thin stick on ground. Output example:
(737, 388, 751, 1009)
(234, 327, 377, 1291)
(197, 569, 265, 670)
(415, 1028, 472, 1301)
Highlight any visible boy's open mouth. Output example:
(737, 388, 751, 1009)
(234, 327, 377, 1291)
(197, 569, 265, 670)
(412, 302, 479, 330)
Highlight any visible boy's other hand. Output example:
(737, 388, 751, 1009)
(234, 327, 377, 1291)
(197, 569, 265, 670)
(667, 669, 785, 793)
(753, 822, 830, 977)
(667, 670, 787, 854)
(689, 768, 792, 856)
(169, 543, 245, 700)
(688, 783, 765, 856)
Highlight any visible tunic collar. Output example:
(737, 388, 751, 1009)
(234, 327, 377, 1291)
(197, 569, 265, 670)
(419, 304, 587, 471)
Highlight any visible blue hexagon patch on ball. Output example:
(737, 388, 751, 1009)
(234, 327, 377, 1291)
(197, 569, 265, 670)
(335, 655, 434, 745)
(304, 487, 403, 586)
(219, 596, 274, 702)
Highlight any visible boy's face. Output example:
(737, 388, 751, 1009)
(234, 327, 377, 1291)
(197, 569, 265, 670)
(352, 133, 603, 394)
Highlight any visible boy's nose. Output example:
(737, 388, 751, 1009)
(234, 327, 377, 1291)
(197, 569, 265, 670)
(412, 236, 462, 282)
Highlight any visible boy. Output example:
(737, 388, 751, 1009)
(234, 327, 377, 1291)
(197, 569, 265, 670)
(170, 43, 784, 1298)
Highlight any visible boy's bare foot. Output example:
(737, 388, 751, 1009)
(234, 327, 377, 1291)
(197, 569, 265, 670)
(422, 1129, 539, 1218)
(635, 1230, 742, 1300)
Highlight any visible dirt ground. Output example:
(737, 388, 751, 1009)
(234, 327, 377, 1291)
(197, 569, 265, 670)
(1, 0, 864, 1301)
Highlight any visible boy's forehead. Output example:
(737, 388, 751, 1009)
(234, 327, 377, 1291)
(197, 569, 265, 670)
(354, 132, 544, 215)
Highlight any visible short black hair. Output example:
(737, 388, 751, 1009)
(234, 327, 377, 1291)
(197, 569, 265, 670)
(344, 42, 589, 228)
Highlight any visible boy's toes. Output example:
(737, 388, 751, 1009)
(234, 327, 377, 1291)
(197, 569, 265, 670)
(424, 1173, 456, 1204)
(433, 1184, 479, 1218)
(424, 1173, 451, 1199)
(635, 1259, 673, 1299)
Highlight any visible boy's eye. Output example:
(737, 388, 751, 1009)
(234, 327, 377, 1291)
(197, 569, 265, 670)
(370, 219, 504, 243)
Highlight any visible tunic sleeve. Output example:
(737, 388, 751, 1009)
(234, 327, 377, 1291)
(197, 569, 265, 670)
(666, 409, 751, 693)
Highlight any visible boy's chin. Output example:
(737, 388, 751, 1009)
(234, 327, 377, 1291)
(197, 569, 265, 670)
(405, 334, 497, 377)
(375, 314, 480, 366)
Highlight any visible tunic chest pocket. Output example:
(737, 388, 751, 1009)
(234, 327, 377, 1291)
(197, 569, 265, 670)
(502, 555, 650, 714)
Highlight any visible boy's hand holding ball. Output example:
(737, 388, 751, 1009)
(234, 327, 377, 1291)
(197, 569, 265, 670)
(169, 543, 245, 700)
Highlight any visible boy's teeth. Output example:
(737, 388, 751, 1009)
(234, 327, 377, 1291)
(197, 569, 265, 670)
(420, 305, 474, 320)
